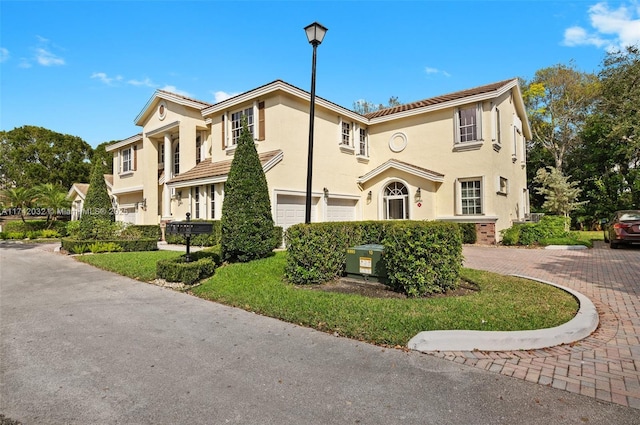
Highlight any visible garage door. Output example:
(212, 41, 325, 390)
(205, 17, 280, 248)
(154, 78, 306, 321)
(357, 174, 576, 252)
(276, 195, 315, 231)
(326, 198, 357, 222)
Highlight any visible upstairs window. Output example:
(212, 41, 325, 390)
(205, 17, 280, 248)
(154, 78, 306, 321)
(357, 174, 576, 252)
(196, 135, 202, 163)
(358, 128, 367, 156)
(455, 104, 482, 145)
(174, 143, 180, 175)
(341, 121, 351, 146)
(121, 147, 132, 173)
(231, 107, 254, 145)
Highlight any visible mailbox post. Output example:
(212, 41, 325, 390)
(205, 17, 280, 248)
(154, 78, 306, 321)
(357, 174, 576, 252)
(165, 213, 213, 262)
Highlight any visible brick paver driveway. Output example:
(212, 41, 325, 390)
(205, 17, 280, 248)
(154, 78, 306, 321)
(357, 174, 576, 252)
(435, 242, 640, 409)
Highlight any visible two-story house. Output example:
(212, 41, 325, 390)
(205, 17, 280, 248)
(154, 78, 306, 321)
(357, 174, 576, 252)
(106, 78, 531, 243)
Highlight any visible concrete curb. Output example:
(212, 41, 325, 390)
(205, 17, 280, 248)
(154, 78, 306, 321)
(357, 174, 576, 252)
(408, 275, 599, 352)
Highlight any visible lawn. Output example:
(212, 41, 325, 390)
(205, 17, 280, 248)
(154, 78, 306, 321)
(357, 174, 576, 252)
(77, 250, 578, 347)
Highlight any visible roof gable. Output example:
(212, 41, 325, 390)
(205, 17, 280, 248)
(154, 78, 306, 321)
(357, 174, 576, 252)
(357, 159, 444, 185)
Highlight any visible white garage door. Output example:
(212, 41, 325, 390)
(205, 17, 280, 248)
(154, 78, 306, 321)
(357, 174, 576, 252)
(326, 198, 357, 222)
(276, 195, 315, 231)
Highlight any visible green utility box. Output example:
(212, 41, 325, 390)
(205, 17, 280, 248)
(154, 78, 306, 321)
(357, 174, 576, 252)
(345, 244, 387, 282)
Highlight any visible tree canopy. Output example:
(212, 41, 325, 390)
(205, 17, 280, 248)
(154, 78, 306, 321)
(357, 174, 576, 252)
(522, 63, 600, 172)
(0, 126, 93, 189)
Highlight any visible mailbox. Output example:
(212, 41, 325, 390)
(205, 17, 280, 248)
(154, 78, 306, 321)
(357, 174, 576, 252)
(166, 221, 213, 236)
(345, 244, 387, 282)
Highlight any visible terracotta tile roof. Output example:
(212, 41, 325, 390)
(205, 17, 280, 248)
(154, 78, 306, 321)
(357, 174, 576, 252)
(364, 79, 517, 119)
(168, 150, 282, 184)
(104, 174, 113, 186)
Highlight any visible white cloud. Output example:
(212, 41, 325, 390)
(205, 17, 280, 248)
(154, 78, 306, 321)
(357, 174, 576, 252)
(161, 85, 193, 97)
(127, 77, 156, 88)
(563, 1, 640, 50)
(424, 66, 451, 77)
(213, 90, 239, 103)
(0, 47, 9, 63)
(91, 72, 123, 85)
(35, 47, 65, 66)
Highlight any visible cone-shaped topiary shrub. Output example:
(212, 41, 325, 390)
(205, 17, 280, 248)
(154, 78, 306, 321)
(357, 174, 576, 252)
(78, 162, 115, 239)
(220, 116, 275, 262)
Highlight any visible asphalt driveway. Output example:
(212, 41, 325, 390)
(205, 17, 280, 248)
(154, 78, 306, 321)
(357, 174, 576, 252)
(1, 242, 638, 424)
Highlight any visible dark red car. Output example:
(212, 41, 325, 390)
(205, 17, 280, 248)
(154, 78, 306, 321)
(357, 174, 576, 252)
(603, 210, 640, 249)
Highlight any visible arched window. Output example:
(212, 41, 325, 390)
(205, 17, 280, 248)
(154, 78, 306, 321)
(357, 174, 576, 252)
(383, 182, 408, 220)
(173, 143, 180, 175)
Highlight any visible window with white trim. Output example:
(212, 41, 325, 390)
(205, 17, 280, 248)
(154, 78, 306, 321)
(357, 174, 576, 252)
(341, 121, 351, 146)
(460, 179, 482, 215)
(358, 128, 367, 156)
(210, 185, 215, 219)
(173, 143, 180, 175)
(194, 186, 200, 219)
(158, 143, 165, 169)
(455, 104, 482, 144)
(383, 182, 409, 220)
(121, 147, 132, 173)
(231, 107, 254, 145)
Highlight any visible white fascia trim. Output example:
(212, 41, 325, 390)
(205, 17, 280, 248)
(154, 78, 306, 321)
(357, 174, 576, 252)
(369, 79, 520, 125)
(135, 90, 210, 125)
(262, 150, 284, 173)
(66, 185, 86, 200)
(274, 188, 323, 198)
(201, 81, 366, 124)
(168, 176, 228, 189)
(106, 134, 143, 152)
(357, 160, 444, 184)
(437, 216, 498, 223)
(111, 185, 144, 195)
(145, 121, 180, 138)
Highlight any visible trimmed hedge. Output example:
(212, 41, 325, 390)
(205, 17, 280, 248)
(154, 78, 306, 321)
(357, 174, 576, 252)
(127, 225, 161, 240)
(284, 220, 463, 297)
(383, 221, 462, 297)
(284, 221, 389, 285)
(458, 222, 477, 244)
(61, 238, 158, 253)
(156, 248, 221, 285)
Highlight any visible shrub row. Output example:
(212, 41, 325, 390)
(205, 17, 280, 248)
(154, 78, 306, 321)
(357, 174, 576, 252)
(156, 248, 221, 285)
(284, 220, 463, 297)
(0, 229, 61, 240)
(3, 219, 68, 235)
(61, 238, 158, 253)
(128, 225, 161, 240)
(165, 220, 283, 249)
(500, 215, 569, 246)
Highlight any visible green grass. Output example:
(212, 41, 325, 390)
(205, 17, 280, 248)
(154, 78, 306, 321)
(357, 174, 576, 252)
(76, 250, 579, 347)
(77, 250, 181, 281)
(191, 252, 578, 347)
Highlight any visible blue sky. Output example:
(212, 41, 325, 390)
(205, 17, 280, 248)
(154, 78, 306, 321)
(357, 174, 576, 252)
(1, 0, 639, 147)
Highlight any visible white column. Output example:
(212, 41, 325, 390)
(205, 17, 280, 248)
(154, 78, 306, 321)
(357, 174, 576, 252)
(162, 134, 172, 217)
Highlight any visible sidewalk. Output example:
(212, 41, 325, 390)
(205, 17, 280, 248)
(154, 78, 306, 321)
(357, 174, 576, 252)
(431, 243, 640, 409)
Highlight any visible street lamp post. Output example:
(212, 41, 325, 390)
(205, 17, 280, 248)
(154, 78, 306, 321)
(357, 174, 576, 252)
(304, 21, 328, 224)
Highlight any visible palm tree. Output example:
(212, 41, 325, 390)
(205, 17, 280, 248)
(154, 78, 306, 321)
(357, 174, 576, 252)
(34, 183, 71, 227)
(1, 187, 37, 223)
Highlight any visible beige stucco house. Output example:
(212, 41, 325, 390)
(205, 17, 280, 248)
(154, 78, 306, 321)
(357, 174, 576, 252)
(106, 79, 531, 243)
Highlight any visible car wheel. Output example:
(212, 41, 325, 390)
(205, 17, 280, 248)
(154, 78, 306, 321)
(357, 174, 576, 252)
(610, 241, 619, 249)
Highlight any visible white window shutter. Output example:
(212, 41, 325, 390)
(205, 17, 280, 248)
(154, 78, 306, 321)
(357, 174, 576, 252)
(453, 109, 460, 143)
(476, 103, 483, 141)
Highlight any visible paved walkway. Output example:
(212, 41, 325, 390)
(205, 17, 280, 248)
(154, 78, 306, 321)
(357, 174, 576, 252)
(431, 242, 640, 409)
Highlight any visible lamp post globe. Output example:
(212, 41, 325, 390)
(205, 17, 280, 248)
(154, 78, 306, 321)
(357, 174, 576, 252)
(304, 21, 327, 224)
